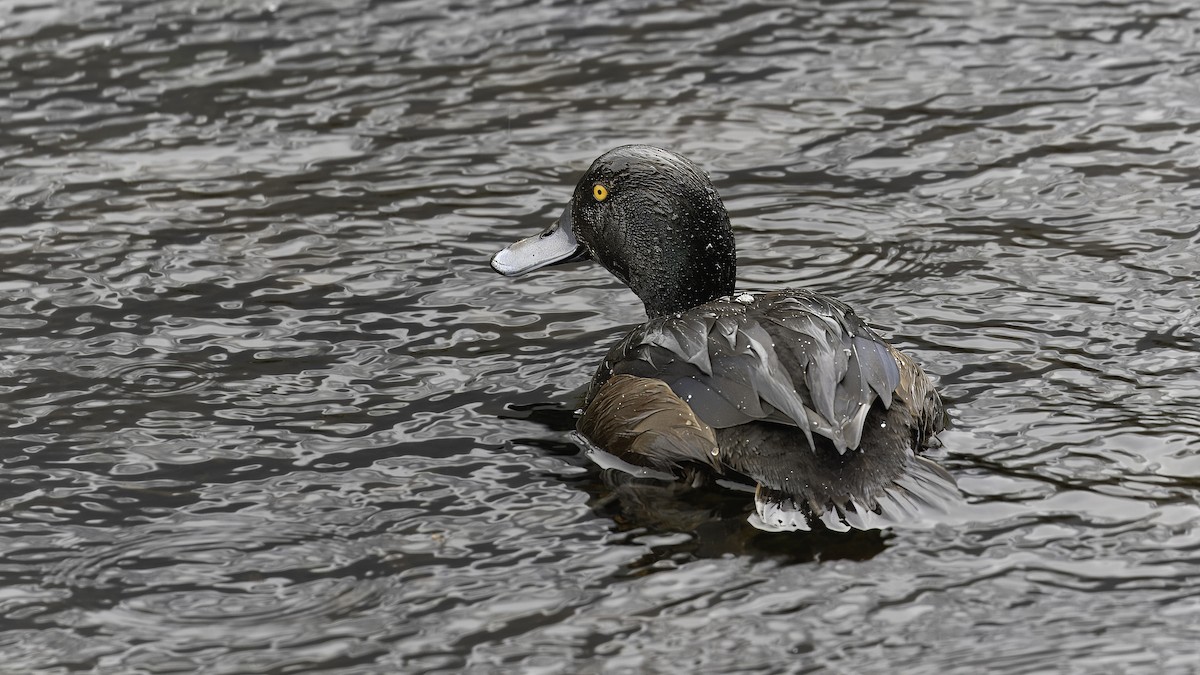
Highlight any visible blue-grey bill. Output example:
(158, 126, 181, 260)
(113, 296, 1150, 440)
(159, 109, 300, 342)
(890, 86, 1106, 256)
(491, 205, 588, 276)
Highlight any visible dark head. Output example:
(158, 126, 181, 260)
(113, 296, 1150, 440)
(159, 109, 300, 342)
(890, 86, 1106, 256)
(491, 145, 736, 318)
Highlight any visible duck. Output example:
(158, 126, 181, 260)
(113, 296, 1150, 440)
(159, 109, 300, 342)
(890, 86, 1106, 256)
(491, 145, 957, 532)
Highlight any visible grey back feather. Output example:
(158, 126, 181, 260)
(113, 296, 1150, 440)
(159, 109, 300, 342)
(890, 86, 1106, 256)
(587, 290, 904, 454)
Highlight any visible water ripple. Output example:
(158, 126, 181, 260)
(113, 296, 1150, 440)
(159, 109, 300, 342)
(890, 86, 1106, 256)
(3, 0, 1200, 671)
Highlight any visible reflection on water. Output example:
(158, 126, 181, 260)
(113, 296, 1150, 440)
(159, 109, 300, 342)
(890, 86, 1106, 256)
(3, 0, 1200, 671)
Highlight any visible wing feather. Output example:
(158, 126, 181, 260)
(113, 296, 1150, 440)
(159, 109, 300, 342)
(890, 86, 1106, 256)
(587, 289, 916, 455)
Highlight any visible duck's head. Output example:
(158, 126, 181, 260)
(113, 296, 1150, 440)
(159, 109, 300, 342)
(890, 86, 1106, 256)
(491, 145, 736, 318)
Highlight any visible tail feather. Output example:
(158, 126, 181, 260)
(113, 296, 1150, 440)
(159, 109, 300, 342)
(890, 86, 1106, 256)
(749, 454, 958, 533)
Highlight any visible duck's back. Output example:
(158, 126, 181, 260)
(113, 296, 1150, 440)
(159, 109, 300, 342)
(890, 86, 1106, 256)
(578, 289, 956, 531)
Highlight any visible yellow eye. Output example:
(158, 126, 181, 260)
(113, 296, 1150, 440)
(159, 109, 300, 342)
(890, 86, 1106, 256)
(593, 184, 608, 201)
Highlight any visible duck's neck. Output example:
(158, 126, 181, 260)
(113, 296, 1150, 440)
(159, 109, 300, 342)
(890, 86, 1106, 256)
(632, 224, 736, 320)
(638, 273, 734, 319)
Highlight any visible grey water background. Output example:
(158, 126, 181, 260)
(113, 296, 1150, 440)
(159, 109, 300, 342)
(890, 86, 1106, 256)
(3, 0, 1200, 672)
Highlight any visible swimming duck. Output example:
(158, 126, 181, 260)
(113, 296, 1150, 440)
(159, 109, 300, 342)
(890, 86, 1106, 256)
(491, 145, 956, 532)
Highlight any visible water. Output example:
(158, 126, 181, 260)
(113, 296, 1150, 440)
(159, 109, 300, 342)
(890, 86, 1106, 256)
(2, 0, 1200, 672)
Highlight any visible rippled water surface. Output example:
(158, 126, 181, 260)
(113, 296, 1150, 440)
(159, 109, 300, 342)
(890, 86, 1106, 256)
(3, 0, 1200, 672)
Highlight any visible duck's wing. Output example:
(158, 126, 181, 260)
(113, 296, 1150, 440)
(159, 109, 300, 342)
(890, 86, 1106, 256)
(576, 374, 722, 476)
(587, 290, 932, 454)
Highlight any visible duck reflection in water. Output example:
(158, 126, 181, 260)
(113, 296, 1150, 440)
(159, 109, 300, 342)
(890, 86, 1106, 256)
(492, 146, 958, 533)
